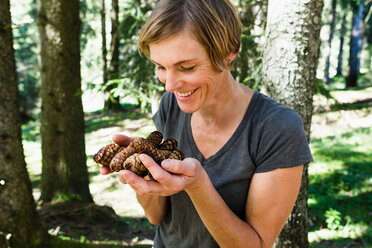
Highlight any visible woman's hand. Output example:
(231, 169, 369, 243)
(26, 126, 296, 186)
(118, 154, 208, 196)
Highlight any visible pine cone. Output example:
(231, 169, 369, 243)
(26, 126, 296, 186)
(93, 131, 185, 177)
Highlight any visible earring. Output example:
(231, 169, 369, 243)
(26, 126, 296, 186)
(227, 59, 232, 63)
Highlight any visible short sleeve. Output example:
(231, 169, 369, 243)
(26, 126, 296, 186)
(254, 108, 313, 173)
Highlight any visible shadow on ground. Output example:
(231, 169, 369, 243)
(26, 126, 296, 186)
(38, 200, 155, 247)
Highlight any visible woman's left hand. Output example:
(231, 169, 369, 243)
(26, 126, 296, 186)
(118, 154, 208, 196)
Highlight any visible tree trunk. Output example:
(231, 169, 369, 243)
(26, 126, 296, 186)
(101, 0, 108, 87)
(261, 0, 324, 247)
(324, 0, 337, 84)
(0, 1, 48, 246)
(346, 0, 364, 88)
(336, 11, 347, 76)
(104, 0, 121, 110)
(37, 0, 93, 203)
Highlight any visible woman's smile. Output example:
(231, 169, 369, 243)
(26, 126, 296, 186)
(175, 88, 198, 99)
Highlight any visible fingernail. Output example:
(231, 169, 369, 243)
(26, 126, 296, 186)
(161, 159, 170, 169)
(139, 154, 146, 161)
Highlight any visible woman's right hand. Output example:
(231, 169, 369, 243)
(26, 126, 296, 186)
(99, 133, 169, 224)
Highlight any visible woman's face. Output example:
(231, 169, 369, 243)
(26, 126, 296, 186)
(149, 30, 228, 114)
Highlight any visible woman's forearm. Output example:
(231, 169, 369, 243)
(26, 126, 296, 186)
(186, 180, 263, 248)
(137, 193, 169, 225)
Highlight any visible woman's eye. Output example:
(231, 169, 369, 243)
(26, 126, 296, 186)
(181, 66, 195, 72)
(156, 65, 166, 71)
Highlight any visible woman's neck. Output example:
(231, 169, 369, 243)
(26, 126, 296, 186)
(194, 74, 253, 128)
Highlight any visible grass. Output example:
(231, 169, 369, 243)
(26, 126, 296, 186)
(308, 79, 372, 247)
(308, 127, 372, 247)
(22, 78, 372, 247)
(23, 106, 157, 247)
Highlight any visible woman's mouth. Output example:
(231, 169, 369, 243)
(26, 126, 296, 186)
(175, 89, 197, 98)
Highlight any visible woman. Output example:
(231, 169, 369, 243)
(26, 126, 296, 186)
(101, 0, 313, 247)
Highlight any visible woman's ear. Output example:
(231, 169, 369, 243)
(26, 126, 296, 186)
(226, 53, 237, 64)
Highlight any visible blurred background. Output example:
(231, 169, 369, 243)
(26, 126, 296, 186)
(8, 0, 372, 247)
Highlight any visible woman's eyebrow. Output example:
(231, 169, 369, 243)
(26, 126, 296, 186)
(150, 58, 198, 66)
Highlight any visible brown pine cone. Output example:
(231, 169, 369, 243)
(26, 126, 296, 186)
(93, 144, 126, 167)
(93, 131, 184, 177)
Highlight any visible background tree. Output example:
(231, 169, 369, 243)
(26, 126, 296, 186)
(364, 2, 372, 69)
(346, 0, 365, 87)
(104, 0, 122, 110)
(336, 4, 348, 77)
(37, 0, 93, 203)
(101, 0, 108, 90)
(261, 0, 324, 247)
(324, 0, 337, 84)
(0, 1, 48, 246)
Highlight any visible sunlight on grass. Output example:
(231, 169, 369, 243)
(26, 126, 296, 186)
(309, 223, 368, 243)
(309, 125, 372, 247)
(23, 107, 155, 218)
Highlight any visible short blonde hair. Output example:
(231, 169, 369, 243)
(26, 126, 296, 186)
(138, 0, 241, 71)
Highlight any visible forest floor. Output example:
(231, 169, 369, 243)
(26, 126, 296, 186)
(24, 80, 372, 247)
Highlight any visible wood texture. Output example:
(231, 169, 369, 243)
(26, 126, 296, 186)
(262, 0, 324, 247)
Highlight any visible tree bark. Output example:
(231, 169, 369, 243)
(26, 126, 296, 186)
(0, 1, 48, 246)
(336, 11, 347, 76)
(37, 0, 93, 203)
(104, 0, 121, 110)
(101, 0, 108, 87)
(324, 0, 337, 84)
(109, 0, 120, 78)
(261, 0, 324, 247)
(346, 0, 365, 88)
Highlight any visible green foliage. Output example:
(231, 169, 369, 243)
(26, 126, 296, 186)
(309, 127, 372, 246)
(325, 208, 342, 230)
(232, 0, 265, 90)
(110, 0, 163, 112)
(11, 0, 39, 122)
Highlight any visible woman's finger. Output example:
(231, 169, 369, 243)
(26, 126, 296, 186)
(118, 169, 137, 184)
(112, 134, 136, 146)
(139, 154, 173, 183)
(100, 166, 112, 175)
(161, 158, 198, 177)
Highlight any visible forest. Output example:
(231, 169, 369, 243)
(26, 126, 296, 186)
(0, 0, 371, 247)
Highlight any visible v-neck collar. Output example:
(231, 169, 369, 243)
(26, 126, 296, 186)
(184, 91, 259, 165)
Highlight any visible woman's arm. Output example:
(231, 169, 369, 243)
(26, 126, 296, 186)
(121, 154, 303, 248)
(136, 193, 169, 225)
(119, 169, 169, 225)
(186, 165, 303, 248)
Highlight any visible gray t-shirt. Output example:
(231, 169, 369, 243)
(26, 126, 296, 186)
(152, 91, 313, 248)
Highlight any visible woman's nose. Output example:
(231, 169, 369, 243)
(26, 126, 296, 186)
(164, 71, 178, 92)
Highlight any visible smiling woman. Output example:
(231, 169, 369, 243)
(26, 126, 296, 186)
(99, 0, 313, 247)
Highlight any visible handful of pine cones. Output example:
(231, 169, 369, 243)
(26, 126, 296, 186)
(93, 131, 184, 178)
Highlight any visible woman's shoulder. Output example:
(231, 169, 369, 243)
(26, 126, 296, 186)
(251, 91, 304, 130)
